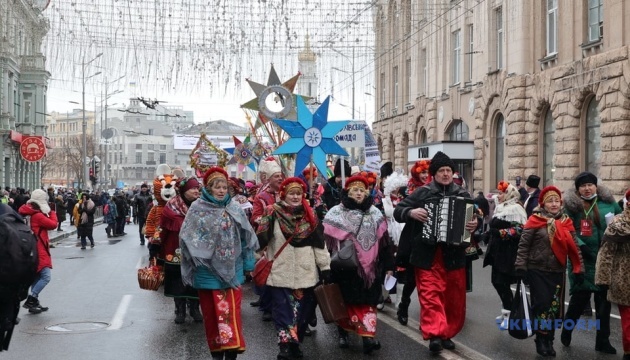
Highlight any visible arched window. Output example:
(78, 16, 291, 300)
(389, 135, 395, 164)
(448, 120, 469, 141)
(420, 128, 427, 144)
(402, 132, 409, 168)
(585, 97, 601, 176)
(495, 114, 506, 184)
(543, 109, 555, 187)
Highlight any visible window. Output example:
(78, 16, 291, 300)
(406, 59, 412, 103)
(389, 136, 395, 165)
(588, 0, 603, 41)
(135, 144, 142, 149)
(421, 48, 427, 95)
(496, 7, 503, 69)
(452, 30, 461, 84)
(585, 98, 601, 176)
(380, 72, 386, 106)
(547, 0, 558, 55)
(393, 66, 399, 110)
(148, 144, 154, 150)
(23, 93, 32, 123)
(148, 129, 154, 135)
(136, 170, 142, 179)
(159, 153, 166, 163)
(543, 109, 555, 187)
(135, 152, 142, 163)
(393, 3, 399, 43)
(148, 152, 155, 162)
(420, 128, 427, 144)
(160, 145, 166, 150)
(495, 114, 506, 183)
(468, 25, 474, 82)
(448, 120, 469, 141)
(403, 0, 411, 34)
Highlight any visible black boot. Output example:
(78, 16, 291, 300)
(174, 298, 186, 324)
(224, 350, 237, 360)
(188, 299, 203, 322)
(397, 302, 409, 325)
(429, 338, 443, 353)
(545, 333, 556, 357)
(277, 343, 291, 360)
(362, 337, 381, 355)
(211, 351, 224, 360)
(535, 333, 549, 356)
(22, 295, 38, 309)
(560, 328, 571, 346)
(338, 326, 349, 348)
(288, 343, 303, 358)
(595, 338, 617, 354)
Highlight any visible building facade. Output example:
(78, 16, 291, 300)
(0, 0, 50, 191)
(298, 35, 318, 100)
(373, 0, 630, 195)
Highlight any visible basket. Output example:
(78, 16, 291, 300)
(137, 259, 164, 291)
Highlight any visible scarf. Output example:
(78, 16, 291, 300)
(161, 195, 190, 231)
(81, 199, 95, 224)
(257, 201, 323, 248)
(602, 206, 630, 243)
(524, 211, 582, 273)
(179, 193, 258, 288)
(201, 187, 232, 206)
(493, 197, 528, 224)
(323, 200, 387, 287)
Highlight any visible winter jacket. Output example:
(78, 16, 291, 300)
(322, 177, 342, 211)
(157, 201, 186, 260)
(77, 201, 96, 237)
(55, 199, 67, 222)
(394, 181, 471, 270)
(133, 191, 152, 219)
(595, 235, 630, 306)
(483, 217, 524, 274)
(104, 199, 118, 224)
(18, 204, 57, 272)
(564, 185, 622, 293)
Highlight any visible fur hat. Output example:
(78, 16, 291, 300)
(259, 157, 282, 178)
(429, 151, 456, 176)
(203, 167, 229, 187)
(333, 158, 351, 178)
(539, 185, 562, 205)
(344, 175, 369, 190)
(526, 175, 541, 188)
(380, 161, 393, 179)
(350, 166, 361, 176)
(574, 171, 598, 190)
(384, 172, 409, 196)
(28, 189, 51, 215)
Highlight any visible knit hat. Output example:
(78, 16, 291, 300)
(203, 167, 229, 187)
(344, 175, 369, 190)
(539, 185, 562, 205)
(410, 160, 431, 180)
(380, 161, 393, 179)
(428, 151, 456, 176)
(525, 175, 541, 188)
(280, 177, 307, 198)
(178, 177, 200, 194)
(574, 171, 598, 190)
(350, 166, 361, 176)
(27, 189, 51, 215)
(333, 158, 351, 178)
(259, 157, 282, 178)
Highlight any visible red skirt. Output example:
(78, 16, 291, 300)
(198, 288, 246, 352)
(415, 246, 466, 340)
(336, 304, 378, 337)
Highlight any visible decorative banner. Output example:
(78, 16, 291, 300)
(189, 133, 229, 177)
(20, 136, 47, 162)
(226, 135, 257, 173)
(362, 124, 381, 173)
(273, 96, 349, 177)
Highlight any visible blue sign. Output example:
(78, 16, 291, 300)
(116, 181, 125, 189)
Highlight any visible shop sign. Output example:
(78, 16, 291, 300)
(20, 136, 47, 162)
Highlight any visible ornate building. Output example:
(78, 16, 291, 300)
(0, 0, 50, 190)
(298, 35, 318, 100)
(373, 0, 630, 195)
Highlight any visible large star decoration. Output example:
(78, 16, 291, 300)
(273, 96, 349, 177)
(225, 135, 257, 173)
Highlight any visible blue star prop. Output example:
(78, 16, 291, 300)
(273, 96, 349, 177)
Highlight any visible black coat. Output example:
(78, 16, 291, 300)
(394, 181, 471, 270)
(322, 177, 342, 211)
(77, 202, 96, 237)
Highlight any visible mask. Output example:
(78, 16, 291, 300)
(580, 193, 597, 201)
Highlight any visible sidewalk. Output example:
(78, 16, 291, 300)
(48, 217, 104, 244)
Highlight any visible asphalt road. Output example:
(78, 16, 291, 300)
(3, 221, 625, 360)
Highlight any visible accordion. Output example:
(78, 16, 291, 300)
(416, 196, 475, 246)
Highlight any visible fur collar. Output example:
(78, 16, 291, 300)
(563, 184, 616, 214)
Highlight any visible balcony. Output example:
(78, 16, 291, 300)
(145, 160, 156, 165)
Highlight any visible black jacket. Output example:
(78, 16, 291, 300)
(394, 181, 471, 270)
(133, 191, 152, 219)
(322, 177, 342, 211)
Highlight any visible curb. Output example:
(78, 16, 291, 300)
(49, 217, 105, 244)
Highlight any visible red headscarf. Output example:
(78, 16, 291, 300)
(280, 177, 316, 230)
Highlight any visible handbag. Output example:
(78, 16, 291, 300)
(137, 258, 164, 291)
(252, 234, 293, 287)
(314, 283, 349, 323)
(508, 279, 534, 339)
(330, 218, 363, 270)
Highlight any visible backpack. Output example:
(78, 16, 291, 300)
(0, 212, 39, 287)
(103, 204, 110, 216)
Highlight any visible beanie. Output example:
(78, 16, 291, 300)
(574, 171, 598, 190)
(380, 161, 393, 179)
(333, 158, 351, 178)
(526, 175, 541, 188)
(178, 177, 200, 194)
(428, 151, 456, 176)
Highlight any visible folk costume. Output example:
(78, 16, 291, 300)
(323, 175, 392, 355)
(179, 167, 258, 359)
(515, 186, 585, 356)
(145, 164, 178, 259)
(406, 159, 431, 195)
(158, 177, 203, 324)
(256, 177, 331, 359)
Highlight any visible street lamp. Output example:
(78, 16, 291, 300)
(81, 52, 102, 190)
(68, 101, 80, 188)
(331, 47, 355, 119)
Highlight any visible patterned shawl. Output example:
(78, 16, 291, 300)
(323, 201, 388, 287)
(179, 194, 259, 288)
(257, 201, 323, 248)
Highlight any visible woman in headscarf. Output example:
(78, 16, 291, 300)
(482, 181, 528, 329)
(157, 176, 202, 324)
(256, 177, 331, 360)
(515, 186, 584, 356)
(323, 175, 393, 355)
(179, 167, 258, 360)
(77, 193, 96, 249)
(595, 200, 630, 360)
(561, 171, 622, 354)
(18, 189, 58, 314)
(406, 159, 431, 195)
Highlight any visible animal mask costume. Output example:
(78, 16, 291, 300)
(145, 164, 178, 244)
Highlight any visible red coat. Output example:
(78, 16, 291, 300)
(18, 204, 58, 272)
(157, 203, 186, 260)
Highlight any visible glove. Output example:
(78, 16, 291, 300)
(580, 245, 595, 261)
(573, 273, 585, 285)
(515, 269, 529, 285)
(320, 270, 331, 284)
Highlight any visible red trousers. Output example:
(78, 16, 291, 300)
(619, 304, 630, 353)
(415, 246, 466, 340)
(198, 288, 246, 353)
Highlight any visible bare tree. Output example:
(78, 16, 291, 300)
(42, 135, 103, 187)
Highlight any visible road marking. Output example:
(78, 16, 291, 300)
(379, 308, 492, 360)
(108, 294, 132, 330)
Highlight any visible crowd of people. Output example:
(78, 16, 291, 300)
(3, 151, 630, 360)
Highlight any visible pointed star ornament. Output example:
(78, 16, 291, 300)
(225, 135, 257, 173)
(273, 96, 349, 177)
